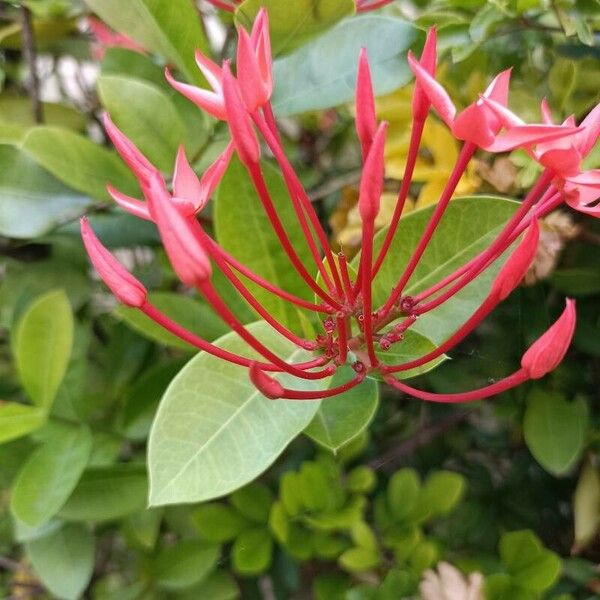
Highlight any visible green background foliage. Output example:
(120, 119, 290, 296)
(0, 0, 598, 598)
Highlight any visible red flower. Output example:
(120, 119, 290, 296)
(83, 19, 592, 402)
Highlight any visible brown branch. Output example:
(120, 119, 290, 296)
(19, 4, 44, 124)
(367, 409, 472, 472)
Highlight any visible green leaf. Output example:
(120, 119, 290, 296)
(338, 546, 380, 572)
(154, 539, 219, 590)
(366, 196, 518, 345)
(11, 425, 92, 527)
(421, 470, 466, 516)
(26, 524, 94, 600)
(0, 145, 91, 239)
(236, 0, 355, 55)
(123, 508, 163, 550)
(14, 289, 74, 409)
(346, 466, 376, 494)
(59, 464, 148, 522)
(232, 527, 273, 576)
(304, 367, 379, 453)
(22, 126, 138, 201)
(550, 268, 600, 297)
(98, 75, 185, 171)
(500, 530, 561, 592)
(573, 461, 600, 550)
(408, 540, 438, 574)
(148, 321, 322, 506)
(523, 389, 588, 476)
(84, 0, 208, 84)
(230, 482, 274, 524)
(215, 157, 314, 330)
(192, 503, 250, 542)
(0, 402, 46, 444)
(177, 570, 239, 600)
(272, 16, 420, 115)
(118, 292, 228, 350)
(387, 469, 420, 522)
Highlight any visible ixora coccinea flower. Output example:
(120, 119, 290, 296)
(82, 13, 598, 403)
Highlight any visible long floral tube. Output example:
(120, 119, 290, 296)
(207, 239, 330, 314)
(140, 302, 326, 372)
(380, 142, 477, 316)
(245, 160, 343, 309)
(384, 370, 529, 404)
(197, 279, 335, 380)
(356, 0, 396, 12)
(198, 229, 317, 350)
(277, 373, 365, 400)
(413, 176, 555, 312)
(252, 110, 346, 298)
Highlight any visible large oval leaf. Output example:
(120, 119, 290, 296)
(26, 524, 94, 600)
(0, 403, 46, 444)
(236, 0, 355, 55)
(84, 0, 208, 85)
(359, 196, 518, 345)
(0, 145, 91, 239)
(98, 75, 185, 171)
(148, 321, 324, 506)
(215, 157, 314, 331)
(13, 289, 74, 409)
(11, 425, 92, 527)
(304, 367, 378, 453)
(272, 16, 420, 115)
(22, 126, 139, 201)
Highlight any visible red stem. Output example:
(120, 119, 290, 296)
(360, 219, 378, 366)
(253, 111, 345, 299)
(279, 373, 365, 400)
(140, 301, 326, 372)
(246, 161, 343, 310)
(380, 142, 477, 317)
(372, 118, 425, 279)
(213, 239, 330, 313)
(338, 252, 356, 304)
(198, 280, 334, 380)
(356, 0, 396, 12)
(336, 314, 349, 364)
(205, 0, 235, 11)
(384, 369, 528, 403)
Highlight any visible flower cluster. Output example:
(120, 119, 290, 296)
(82, 12, 599, 402)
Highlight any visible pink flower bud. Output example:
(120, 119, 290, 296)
(103, 113, 156, 183)
(358, 122, 388, 222)
(222, 61, 261, 166)
(412, 27, 437, 121)
(173, 145, 203, 205)
(106, 184, 150, 221)
(146, 173, 212, 286)
(521, 299, 576, 379)
(80, 217, 147, 307)
(249, 363, 284, 399)
(236, 27, 270, 112)
(490, 220, 539, 301)
(355, 48, 377, 160)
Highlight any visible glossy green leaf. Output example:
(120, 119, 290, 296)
(148, 321, 323, 506)
(22, 126, 138, 201)
(272, 16, 420, 115)
(154, 539, 219, 590)
(523, 389, 588, 476)
(0, 402, 46, 444)
(192, 503, 250, 542)
(366, 196, 518, 345)
(499, 530, 561, 592)
(117, 292, 228, 351)
(84, 0, 208, 84)
(11, 425, 92, 526)
(14, 289, 74, 409)
(215, 157, 314, 330)
(123, 508, 163, 550)
(179, 570, 239, 600)
(231, 482, 274, 524)
(232, 527, 273, 575)
(338, 546, 380, 572)
(304, 368, 379, 453)
(236, 0, 355, 55)
(98, 75, 185, 171)
(26, 524, 94, 600)
(59, 464, 148, 522)
(0, 145, 91, 239)
(387, 469, 420, 522)
(421, 470, 466, 516)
